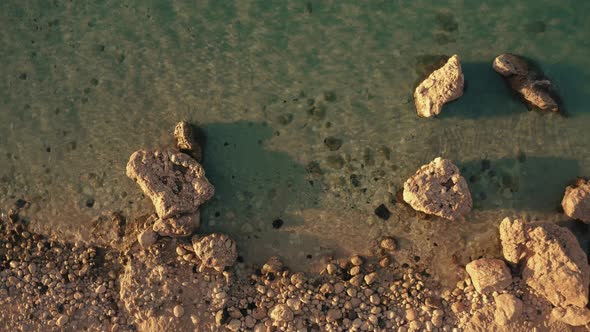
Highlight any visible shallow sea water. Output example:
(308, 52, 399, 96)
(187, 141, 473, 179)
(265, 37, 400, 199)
(1, 1, 590, 286)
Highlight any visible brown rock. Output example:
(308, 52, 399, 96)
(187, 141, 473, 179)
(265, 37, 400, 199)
(403, 157, 472, 220)
(499, 217, 590, 307)
(126, 149, 214, 219)
(269, 304, 294, 322)
(414, 54, 464, 117)
(262, 256, 284, 274)
(465, 258, 512, 293)
(493, 54, 560, 113)
(192, 233, 238, 271)
(152, 211, 200, 237)
(174, 121, 203, 163)
(494, 293, 523, 326)
(552, 305, 590, 326)
(561, 179, 590, 223)
(137, 227, 158, 248)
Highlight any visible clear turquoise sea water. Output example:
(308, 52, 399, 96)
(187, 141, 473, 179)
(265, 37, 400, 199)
(2, 1, 590, 283)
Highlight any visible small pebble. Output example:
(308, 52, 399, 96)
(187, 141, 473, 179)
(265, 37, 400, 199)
(174, 305, 185, 318)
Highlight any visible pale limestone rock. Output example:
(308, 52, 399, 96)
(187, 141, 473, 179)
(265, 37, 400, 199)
(192, 233, 238, 271)
(493, 53, 560, 113)
(494, 293, 523, 326)
(137, 227, 158, 248)
(561, 178, 590, 223)
(262, 256, 284, 274)
(403, 157, 472, 220)
(465, 258, 512, 293)
(414, 54, 464, 117)
(174, 121, 203, 163)
(269, 304, 294, 322)
(152, 211, 200, 238)
(126, 149, 214, 219)
(492, 54, 529, 76)
(552, 305, 590, 326)
(499, 217, 590, 307)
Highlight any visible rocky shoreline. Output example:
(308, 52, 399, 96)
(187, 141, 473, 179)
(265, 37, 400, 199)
(0, 209, 586, 331)
(2, 117, 590, 331)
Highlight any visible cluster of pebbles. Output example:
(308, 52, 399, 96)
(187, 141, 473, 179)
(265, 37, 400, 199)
(0, 210, 131, 331)
(223, 252, 454, 332)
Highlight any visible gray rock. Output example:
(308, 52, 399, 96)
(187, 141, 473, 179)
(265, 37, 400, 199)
(403, 157, 472, 220)
(414, 54, 464, 118)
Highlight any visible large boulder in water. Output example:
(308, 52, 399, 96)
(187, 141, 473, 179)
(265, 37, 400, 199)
(403, 157, 472, 220)
(413, 54, 464, 118)
(126, 149, 214, 219)
(499, 217, 590, 308)
(561, 178, 590, 223)
(127, 149, 214, 237)
(493, 54, 561, 114)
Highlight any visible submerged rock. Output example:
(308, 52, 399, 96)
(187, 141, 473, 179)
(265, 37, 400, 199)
(174, 121, 203, 163)
(561, 178, 590, 223)
(413, 54, 464, 118)
(403, 157, 472, 220)
(192, 233, 238, 271)
(494, 293, 523, 326)
(465, 258, 512, 294)
(493, 54, 561, 113)
(499, 218, 590, 308)
(126, 148, 214, 220)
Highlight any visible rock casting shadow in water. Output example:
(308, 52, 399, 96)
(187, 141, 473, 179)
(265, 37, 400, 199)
(557, 219, 590, 260)
(196, 121, 334, 268)
(458, 156, 579, 212)
(440, 61, 590, 119)
(438, 61, 527, 119)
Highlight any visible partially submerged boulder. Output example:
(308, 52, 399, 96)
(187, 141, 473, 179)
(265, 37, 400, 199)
(561, 178, 590, 223)
(499, 218, 590, 308)
(192, 233, 238, 271)
(493, 54, 561, 114)
(126, 149, 214, 219)
(465, 258, 512, 294)
(494, 293, 523, 326)
(174, 121, 203, 163)
(403, 157, 472, 220)
(414, 54, 464, 118)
